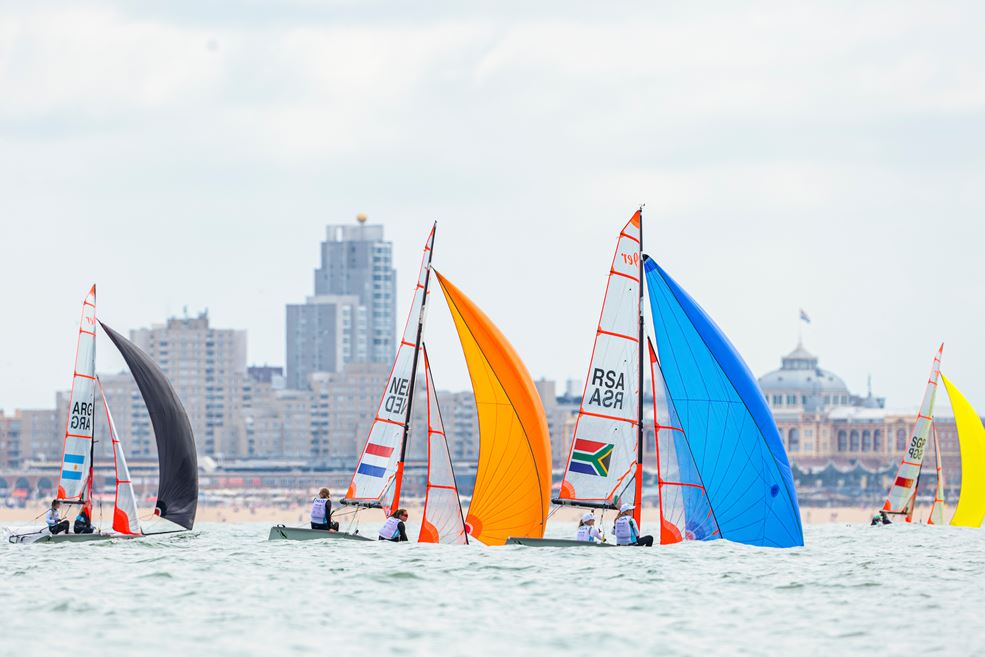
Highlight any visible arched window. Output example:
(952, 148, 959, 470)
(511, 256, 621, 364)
(838, 430, 847, 452)
(873, 430, 882, 452)
(850, 430, 860, 451)
(788, 428, 800, 452)
(862, 430, 872, 452)
(896, 429, 907, 452)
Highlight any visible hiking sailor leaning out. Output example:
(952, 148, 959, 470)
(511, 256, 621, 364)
(613, 503, 653, 547)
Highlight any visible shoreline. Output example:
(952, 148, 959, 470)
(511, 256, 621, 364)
(0, 503, 877, 526)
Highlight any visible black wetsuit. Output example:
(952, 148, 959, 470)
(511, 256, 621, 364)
(74, 513, 94, 534)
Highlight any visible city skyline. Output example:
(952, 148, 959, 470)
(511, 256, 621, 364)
(3, 2, 985, 412)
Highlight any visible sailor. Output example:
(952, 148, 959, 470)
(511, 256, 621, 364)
(74, 508, 95, 534)
(310, 488, 339, 531)
(45, 500, 70, 535)
(378, 508, 410, 542)
(576, 512, 604, 543)
(613, 503, 653, 547)
(870, 510, 892, 526)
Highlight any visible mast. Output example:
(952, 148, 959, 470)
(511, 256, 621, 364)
(633, 206, 644, 528)
(390, 222, 436, 513)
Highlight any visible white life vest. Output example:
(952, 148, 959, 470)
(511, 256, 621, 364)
(310, 498, 328, 524)
(576, 525, 600, 542)
(379, 516, 401, 540)
(45, 509, 60, 526)
(614, 516, 636, 545)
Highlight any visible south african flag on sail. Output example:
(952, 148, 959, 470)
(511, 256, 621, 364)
(569, 439, 614, 477)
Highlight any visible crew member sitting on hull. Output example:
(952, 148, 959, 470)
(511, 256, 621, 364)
(613, 504, 653, 547)
(310, 488, 339, 531)
(870, 509, 892, 526)
(74, 508, 95, 534)
(576, 512, 604, 543)
(378, 509, 410, 542)
(45, 500, 70, 535)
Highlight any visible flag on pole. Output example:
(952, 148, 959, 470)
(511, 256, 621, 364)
(799, 309, 811, 324)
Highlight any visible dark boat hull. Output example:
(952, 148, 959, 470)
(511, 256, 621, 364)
(505, 537, 615, 548)
(267, 526, 373, 542)
(7, 531, 128, 545)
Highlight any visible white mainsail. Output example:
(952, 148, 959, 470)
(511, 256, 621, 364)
(345, 225, 435, 512)
(556, 212, 642, 510)
(98, 378, 142, 536)
(56, 285, 97, 501)
(883, 345, 943, 517)
(418, 346, 468, 544)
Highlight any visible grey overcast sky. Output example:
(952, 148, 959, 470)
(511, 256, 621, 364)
(2, 1, 984, 413)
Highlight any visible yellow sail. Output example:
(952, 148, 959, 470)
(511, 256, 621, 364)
(942, 374, 985, 527)
(434, 271, 552, 546)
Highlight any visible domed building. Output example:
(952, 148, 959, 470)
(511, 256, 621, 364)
(754, 341, 931, 472)
(759, 341, 882, 416)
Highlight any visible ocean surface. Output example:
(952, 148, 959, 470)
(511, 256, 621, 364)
(2, 521, 983, 657)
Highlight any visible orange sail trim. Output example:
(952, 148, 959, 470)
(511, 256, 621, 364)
(434, 271, 552, 546)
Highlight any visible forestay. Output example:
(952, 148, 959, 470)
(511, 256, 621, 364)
(418, 346, 468, 545)
(648, 339, 720, 544)
(884, 345, 942, 515)
(57, 285, 97, 501)
(98, 378, 142, 536)
(346, 225, 435, 511)
(557, 211, 641, 510)
(645, 257, 803, 548)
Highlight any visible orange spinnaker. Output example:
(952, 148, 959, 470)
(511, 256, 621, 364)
(435, 271, 552, 546)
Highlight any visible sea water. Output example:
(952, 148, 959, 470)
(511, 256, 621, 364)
(1, 522, 983, 657)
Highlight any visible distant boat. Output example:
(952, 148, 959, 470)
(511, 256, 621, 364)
(881, 346, 943, 522)
(509, 209, 804, 549)
(8, 287, 198, 544)
(877, 348, 985, 528)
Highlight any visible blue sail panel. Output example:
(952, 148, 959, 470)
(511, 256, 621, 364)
(644, 257, 803, 548)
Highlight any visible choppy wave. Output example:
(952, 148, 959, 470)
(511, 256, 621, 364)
(2, 522, 983, 656)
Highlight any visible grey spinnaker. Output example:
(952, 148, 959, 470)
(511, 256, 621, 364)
(101, 322, 198, 530)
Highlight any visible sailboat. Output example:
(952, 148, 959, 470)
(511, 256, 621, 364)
(880, 346, 943, 522)
(508, 211, 644, 547)
(883, 356, 985, 528)
(8, 287, 199, 544)
(269, 224, 437, 542)
(509, 210, 804, 549)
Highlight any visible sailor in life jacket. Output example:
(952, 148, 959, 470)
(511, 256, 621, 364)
(310, 488, 339, 531)
(612, 503, 654, 547)
(378, 508, 410, 542)
(576, 512, 604, 543)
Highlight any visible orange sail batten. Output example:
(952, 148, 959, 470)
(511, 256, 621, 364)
(434, 270, 552, 546)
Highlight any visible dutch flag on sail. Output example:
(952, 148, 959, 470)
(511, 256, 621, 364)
(357, 443, 394, 478)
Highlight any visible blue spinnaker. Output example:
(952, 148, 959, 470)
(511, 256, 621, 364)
(644, 257, 803, 548)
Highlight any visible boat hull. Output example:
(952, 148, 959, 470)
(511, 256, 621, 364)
(7, 531, 123, 545)
(505, 537, 615, 548)
(267, 526, 373, 542)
